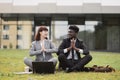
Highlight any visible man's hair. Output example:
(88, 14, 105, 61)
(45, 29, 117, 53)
(69, 25, 79, 33)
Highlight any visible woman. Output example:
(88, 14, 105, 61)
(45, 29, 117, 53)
(24, 26, 57, 70)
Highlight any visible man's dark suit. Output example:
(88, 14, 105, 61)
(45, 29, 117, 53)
(57, 38, 92, 71)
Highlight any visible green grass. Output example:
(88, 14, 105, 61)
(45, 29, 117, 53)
(0, 49, 120, 80)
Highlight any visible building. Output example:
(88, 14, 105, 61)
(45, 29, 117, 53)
(0, 0, 120, 52)
(0, 16, 32, 49)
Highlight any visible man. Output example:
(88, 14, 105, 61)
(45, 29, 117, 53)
(57, 25, 92, 73)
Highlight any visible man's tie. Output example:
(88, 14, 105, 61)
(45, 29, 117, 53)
(71, 48, 74, 61)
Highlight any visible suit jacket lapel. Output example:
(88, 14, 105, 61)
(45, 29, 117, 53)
(75, 38, 79, 48)
(67, 38, 71, 48)
(44, 40, 47, 49)
(39, 41, 42, 49)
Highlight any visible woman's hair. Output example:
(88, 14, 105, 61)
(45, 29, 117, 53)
(35, 26, 48, 41)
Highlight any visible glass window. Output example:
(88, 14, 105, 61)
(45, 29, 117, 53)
(17, 25, 22, 30)
(51, 21, 68, 47)
(52, 21, 68, 39)
(3, 25, 9, 30)
(3, 45, 7, 49)
(17, 35, 22, 40)
(16, 45, 21, 49)
(3, 35, 9, 40)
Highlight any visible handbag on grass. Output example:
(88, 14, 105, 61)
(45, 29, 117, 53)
(84, 65, 115, 72)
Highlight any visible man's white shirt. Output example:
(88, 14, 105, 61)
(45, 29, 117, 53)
(63, 39, 83, 60)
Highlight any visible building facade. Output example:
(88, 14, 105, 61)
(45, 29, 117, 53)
(0, 16, 32, 49)
(0, 0, 120, 52)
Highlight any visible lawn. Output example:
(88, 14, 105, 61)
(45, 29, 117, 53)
(0, 49, 120, 80)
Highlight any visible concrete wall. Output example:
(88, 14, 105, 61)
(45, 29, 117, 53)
(1, 3, 120, 13)
(1, 24, 17, 49)
(0, 18, 32, 49)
